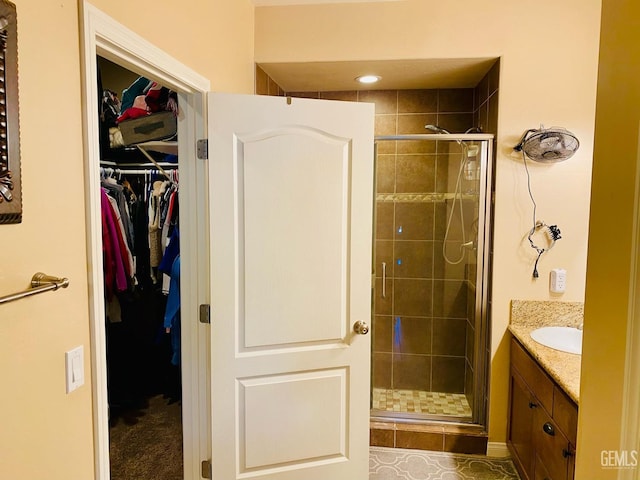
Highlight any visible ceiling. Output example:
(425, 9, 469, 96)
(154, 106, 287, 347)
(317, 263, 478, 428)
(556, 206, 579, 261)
(258, 58, 499, 93)
(252, 0, 400, 6)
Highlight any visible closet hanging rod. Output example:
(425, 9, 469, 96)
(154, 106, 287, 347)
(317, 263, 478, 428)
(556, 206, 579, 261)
(100, 167, 177, 176)
(0, 272, 69, 306)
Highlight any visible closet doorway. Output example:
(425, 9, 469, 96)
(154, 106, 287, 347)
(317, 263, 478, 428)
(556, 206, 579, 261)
(80, 3, 210, 480)
(99, 57, 184, 479)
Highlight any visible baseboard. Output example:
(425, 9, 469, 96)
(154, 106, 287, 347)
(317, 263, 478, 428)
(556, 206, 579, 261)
(486, 442, 510, 458)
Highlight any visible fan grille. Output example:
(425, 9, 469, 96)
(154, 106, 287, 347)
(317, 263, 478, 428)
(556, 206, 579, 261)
(522, 129, 580, 162)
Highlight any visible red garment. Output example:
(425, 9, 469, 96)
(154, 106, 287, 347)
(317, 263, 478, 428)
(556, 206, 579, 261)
(117, 95, 149, 123)
(117, 107, 148, 123)
(145, 82, 164, 112)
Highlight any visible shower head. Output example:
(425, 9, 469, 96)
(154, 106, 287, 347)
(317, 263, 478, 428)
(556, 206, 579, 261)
(425, 124, 451, 134)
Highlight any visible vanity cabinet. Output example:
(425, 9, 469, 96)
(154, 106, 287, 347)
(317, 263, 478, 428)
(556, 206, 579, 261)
(508, 337, 578, 480)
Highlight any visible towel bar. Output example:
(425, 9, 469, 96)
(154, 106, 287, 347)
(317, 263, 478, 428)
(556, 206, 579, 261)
(0, 272, 69, 305)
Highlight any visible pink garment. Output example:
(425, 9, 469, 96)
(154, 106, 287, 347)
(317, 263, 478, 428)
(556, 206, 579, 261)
(101, 200, 115, 300)
(101, 188, 128, 292)
(107, 194, 134, 277)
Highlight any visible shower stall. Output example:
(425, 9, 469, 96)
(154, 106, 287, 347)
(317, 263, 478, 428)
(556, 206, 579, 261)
(371, 133, 494, 426)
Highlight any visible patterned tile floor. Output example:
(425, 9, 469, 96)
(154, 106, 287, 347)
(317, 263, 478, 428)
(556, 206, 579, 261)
(370, 447, 521, 480)
(372, 388, 472, 417)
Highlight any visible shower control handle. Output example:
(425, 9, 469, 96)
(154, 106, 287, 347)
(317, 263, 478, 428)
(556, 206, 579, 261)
(353, 321, 370, 335)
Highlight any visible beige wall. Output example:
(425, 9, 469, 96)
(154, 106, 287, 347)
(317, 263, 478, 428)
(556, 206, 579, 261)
(0, 1, 254, 479)
(255, 0, 602, 443)
(91, 0, 255, 94)
(576, 0, 640, 477)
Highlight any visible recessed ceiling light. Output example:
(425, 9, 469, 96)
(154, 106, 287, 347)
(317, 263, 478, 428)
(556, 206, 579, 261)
(356, 75, 381, 85)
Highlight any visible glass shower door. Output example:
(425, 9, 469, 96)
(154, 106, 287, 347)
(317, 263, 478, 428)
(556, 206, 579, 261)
(371, 136, 492, 425)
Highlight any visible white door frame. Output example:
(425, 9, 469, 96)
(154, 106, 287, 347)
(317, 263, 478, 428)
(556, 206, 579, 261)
(79, 3, 210, 479)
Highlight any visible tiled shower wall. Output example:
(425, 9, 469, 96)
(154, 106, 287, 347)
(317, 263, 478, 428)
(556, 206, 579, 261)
(255, 61, 500, 404)
(256, 66, 285, 97)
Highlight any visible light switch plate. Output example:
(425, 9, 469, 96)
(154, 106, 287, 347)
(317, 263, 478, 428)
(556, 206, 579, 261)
(65, 345, 84, 394)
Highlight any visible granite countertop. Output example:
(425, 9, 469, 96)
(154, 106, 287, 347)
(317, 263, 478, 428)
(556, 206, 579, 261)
(509, 300, 583, 404)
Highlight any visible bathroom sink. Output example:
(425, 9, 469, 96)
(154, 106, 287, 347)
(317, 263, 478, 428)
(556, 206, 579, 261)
(530, 326, 583, 355)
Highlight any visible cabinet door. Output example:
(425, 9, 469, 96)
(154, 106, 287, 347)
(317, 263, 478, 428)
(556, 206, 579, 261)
(533, 407, 570, 480)
(509, 369, 536, 479)
(534, 454, 552, 480)
(567, 444, 576, 479)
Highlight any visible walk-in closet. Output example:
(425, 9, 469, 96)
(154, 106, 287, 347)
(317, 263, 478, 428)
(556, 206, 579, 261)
(97, 55, 184, 480)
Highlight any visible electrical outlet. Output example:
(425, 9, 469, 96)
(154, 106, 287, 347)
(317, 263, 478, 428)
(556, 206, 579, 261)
(550, 268, 566, 294)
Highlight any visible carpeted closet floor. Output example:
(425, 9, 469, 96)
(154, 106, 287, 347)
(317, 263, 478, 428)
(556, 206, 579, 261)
(109, 394, 183, 480)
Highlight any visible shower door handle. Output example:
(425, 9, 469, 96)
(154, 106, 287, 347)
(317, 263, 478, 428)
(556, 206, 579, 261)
(353, 321, 370, 335)
(381, 262, 387, 298)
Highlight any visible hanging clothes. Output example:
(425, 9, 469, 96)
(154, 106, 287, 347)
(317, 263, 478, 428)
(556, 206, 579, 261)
(101, 187, 129, 297)
(106, 193, 135, 278)
(164, 255, 181, 367)
(132, 190, 152, 289)
(102, 176, 135, 252)
(148, 180, 165, 272)
(160, 185, 179, 293)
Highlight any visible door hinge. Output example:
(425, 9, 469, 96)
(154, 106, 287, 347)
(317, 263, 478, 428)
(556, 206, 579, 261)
(199, 304, 211, 324)
(201, 459, 212, 479)
(197, 139, 208, 160)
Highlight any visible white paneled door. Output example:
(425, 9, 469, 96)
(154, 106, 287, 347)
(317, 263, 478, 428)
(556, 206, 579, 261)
(209, 93, 374, 480)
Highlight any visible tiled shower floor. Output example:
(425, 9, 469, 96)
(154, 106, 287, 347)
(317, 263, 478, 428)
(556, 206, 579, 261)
(372, 388, 472, 417)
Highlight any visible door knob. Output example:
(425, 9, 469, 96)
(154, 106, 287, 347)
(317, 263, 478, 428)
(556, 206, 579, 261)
(353, 321, 370, 335)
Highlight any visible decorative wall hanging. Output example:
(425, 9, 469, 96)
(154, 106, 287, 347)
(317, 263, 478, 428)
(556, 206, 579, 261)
(0, 0, 20, 224)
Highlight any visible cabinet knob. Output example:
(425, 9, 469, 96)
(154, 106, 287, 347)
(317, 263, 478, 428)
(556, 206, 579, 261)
(529, 401, 538, 409)
(543, 422, 555, 436)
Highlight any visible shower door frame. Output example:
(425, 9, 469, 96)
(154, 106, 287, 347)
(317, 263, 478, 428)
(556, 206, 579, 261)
(371, 133, 494, 428)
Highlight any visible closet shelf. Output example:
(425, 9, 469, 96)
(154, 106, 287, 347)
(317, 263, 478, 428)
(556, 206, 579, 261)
(137, 140, 177, 155)
(100, 160, 177, 168)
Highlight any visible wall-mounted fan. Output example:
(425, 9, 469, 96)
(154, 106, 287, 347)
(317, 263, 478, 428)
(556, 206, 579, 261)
(514, 125, 580, 278)
(514, 126, 580, 163)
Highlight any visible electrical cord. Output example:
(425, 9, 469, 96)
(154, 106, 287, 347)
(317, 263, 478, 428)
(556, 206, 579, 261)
(522, 150, 562, 278)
